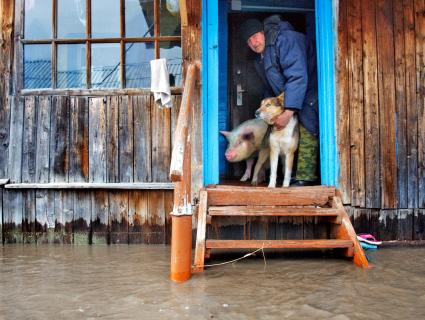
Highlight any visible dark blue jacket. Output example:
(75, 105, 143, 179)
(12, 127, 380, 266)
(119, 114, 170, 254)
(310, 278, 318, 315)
(254, 15, 319, 136)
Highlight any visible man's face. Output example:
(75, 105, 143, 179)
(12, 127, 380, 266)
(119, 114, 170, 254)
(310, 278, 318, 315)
(247, 31, 265, 53)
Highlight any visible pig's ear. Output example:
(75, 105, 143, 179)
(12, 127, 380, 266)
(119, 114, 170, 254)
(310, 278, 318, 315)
(277, 92, 285, 106)
(219, 130, 231, 138)
(242, 132, 254, 141)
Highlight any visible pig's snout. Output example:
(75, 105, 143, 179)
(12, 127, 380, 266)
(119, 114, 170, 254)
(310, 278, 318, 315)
(225, 150, 236, 161)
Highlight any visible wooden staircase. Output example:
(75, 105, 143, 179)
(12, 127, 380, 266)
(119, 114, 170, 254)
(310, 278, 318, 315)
(193, 185, 369, 272)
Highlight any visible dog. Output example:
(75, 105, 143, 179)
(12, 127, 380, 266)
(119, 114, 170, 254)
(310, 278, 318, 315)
(253, 93, 299, 187)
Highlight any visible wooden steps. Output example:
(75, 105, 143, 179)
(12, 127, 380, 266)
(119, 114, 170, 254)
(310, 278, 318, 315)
(193, 185, 369, 272)
(208, 206, 343, 219)
(206, 239, 353, 249)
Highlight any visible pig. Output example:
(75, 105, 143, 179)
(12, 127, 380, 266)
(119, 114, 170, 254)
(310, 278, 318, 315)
(220, 118, 270, 184)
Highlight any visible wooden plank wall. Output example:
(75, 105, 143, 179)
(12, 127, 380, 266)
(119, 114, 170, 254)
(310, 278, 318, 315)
(337, 0, 425, 209)
(0, 0, 202, 245)
(0, 95, 180, 244)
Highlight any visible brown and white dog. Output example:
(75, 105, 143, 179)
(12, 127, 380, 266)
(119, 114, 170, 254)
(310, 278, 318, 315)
(253, 93, 299, 187)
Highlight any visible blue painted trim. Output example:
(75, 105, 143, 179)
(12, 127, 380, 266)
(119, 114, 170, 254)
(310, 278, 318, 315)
(218, 1, 229, 176)
(202, 0, 220, 185)
(203, 0, 339, 186)
(315, 0, 339, 186)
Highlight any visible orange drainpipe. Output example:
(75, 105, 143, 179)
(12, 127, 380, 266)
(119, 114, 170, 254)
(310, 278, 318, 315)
(170, 215, 192, 282)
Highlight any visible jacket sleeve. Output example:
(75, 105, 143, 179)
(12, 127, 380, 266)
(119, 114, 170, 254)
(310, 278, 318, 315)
(277, 32, 308, 110)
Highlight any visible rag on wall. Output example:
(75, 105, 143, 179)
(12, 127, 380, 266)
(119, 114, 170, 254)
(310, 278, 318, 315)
(150, 58, 172, 108)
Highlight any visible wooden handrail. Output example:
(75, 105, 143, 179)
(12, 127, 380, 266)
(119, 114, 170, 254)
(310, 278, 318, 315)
(169, 62, 199, 182)
(170, 61, 199, 281)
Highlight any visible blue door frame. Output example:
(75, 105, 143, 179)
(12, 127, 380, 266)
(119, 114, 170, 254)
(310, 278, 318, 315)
(202, 0, 339, 187)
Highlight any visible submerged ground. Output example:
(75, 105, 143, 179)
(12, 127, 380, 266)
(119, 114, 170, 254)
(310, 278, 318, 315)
(0, 245, 424, 319)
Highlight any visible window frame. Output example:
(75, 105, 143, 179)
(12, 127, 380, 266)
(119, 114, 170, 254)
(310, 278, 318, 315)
(17, 0, 182, 93)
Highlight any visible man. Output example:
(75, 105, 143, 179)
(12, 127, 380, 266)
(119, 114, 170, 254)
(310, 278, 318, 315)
(240, 15, 319, 187)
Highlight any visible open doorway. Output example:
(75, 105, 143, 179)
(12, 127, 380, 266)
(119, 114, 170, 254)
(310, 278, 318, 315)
(219, 7, 318, 184)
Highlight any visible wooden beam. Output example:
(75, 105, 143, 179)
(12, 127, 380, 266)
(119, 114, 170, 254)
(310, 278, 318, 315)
(207, 187, 334, 207)
(332, 191, 369, 268)
(193, 190, 208, 272)
(179, 0, 188, 27)
(5, 182, 174, 190)
(208, 206, 343, 218)
(169, 62, 198, 181)
(205, 239, 353, 249)
(207, 184, 336, 197)
(20, 87, 183, 96)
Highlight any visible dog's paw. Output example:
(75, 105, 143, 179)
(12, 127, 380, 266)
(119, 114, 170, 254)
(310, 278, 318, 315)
(251, 179, 258, 186)
(268, 183, 276, 188)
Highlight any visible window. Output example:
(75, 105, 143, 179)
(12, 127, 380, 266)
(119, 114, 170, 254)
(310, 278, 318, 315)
(23, 0, 182, 89)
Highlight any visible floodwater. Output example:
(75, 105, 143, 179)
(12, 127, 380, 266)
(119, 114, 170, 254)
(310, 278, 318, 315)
(1, 246, 424, 320)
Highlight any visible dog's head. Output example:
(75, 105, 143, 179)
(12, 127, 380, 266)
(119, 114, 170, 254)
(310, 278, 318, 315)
(255, 92, 285, 125)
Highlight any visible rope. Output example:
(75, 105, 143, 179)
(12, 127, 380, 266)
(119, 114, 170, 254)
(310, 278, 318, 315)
(203, 246, 267, 268)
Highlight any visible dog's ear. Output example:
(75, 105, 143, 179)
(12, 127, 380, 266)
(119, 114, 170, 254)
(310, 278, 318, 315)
(277, 92, 285, 106)
(219, 130, 231, 139)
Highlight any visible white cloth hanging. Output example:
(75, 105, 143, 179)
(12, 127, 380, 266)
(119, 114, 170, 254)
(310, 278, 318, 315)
(150, 58, 172, 108)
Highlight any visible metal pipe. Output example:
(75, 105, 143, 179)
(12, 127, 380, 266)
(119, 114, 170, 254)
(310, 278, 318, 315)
(170, 215, 192, 282)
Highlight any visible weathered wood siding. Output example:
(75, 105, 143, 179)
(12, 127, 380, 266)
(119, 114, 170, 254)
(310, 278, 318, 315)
(337, 0, 424, 208)
(337, 0, 425, 239)
(0, 0, 203, 245)
(1, 95, 179, 244)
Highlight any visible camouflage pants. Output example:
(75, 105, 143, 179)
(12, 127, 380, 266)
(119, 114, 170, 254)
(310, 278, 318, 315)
(296, 124, 319, 181)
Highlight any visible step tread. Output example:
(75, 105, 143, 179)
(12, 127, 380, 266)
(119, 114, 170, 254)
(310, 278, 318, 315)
(205, 239, 353, 249)
(208, 206, 342, 217)
(206, 188, 334, 206)
(207, 184, 335, 193)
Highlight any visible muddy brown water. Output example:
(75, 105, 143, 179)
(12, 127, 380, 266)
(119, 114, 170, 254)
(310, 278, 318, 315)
(1, 246, 424, 320)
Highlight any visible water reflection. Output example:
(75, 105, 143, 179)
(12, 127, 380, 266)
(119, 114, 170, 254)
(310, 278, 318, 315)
(24, 44, 52, 89)
(91, 0, 120, 38)
(24, 0, 52, 39)
(91, 43, 120, 88)
(126, 42, 155, 88)
(126, 0, 154, 38)
(1, 246, 424, 319)
(57, 0, 86, 38)
(57, 44, 86, 88)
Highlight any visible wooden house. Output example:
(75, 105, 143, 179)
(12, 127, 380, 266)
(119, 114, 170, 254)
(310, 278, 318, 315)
(0, 0, 424, 246)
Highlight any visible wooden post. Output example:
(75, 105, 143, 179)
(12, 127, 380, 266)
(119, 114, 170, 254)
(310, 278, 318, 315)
(169, 62, 198, 282)
(179, 0, 188, 27)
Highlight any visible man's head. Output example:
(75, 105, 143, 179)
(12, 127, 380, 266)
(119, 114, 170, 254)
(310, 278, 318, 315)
(240, 19, 265, 53)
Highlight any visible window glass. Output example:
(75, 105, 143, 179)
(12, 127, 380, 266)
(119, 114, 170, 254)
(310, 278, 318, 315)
(24, 0, 52, 39)
(159, 41, 182, 86)
(160, 0, 181, 36)
(125, 0, 154, 38)
(22, 0, 182, 89)
(91, 0, 120, 38)
(57, 0, 86, 38)
(125, 42, 155, 88)
(24, 44, 52, 89)
(57, 44, 86, 88)
(91, 43, 120, 88)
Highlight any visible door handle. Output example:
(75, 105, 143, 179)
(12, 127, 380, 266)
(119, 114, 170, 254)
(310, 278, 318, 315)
(236, 83, 245, 106)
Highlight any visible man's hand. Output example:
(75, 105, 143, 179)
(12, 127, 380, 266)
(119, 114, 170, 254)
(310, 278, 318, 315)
(273, 109, 294, 130)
